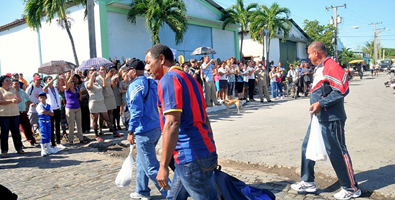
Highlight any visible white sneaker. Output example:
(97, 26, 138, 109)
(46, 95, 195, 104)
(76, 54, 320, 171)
(280, 96, 284, 99)
(51, 146, 60, 154)
(130, 192, 151, 200)
(57, 144, 66, 150)
(41, 149, 48, 157)
(334, 188, 361, 200)
(290, 181, 317, 192)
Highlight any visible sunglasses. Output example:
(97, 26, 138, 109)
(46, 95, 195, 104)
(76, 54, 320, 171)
(90, 68, 97, 71)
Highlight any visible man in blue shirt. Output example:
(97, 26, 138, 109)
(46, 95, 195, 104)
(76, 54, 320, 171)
(126, 59, 168, 200)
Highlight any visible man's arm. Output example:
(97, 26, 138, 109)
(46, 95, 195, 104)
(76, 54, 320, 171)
(157, 111, 181, 189)
(127, 83, 144, 135)
(310, 88, 349, 115)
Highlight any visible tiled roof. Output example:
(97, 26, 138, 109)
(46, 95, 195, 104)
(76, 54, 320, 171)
(0, 18, 26, 32)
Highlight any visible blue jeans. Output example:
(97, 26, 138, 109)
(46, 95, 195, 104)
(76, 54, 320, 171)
(168, 153, 218, 200)
(135, 127, 169, 197)
(271, 82, 278, 98)
(277, 82, 283, 96)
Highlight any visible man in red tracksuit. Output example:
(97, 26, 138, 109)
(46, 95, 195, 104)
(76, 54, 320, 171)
(291, 41, 361, 200)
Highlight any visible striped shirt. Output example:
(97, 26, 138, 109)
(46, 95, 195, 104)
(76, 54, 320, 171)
(158, 66, 216, 164)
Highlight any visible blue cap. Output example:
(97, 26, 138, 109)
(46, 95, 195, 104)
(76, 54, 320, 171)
(38, 92, 47, 98)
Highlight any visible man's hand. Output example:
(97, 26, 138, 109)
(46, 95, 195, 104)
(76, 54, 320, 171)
(309, 102, 322, 115)
(156, 166, 170, 190)
(127, 133, 135, 145)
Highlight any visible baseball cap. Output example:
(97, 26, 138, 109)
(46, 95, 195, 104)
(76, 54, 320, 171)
(33, 75, 42, 81)
(5, 73, 12, 77)
(38, 91, 47, 97)
(129, 59, 145, 70)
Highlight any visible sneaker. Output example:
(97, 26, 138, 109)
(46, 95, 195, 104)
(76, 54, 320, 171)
(280, 96, 284, 99)
(333, 189, 361, 200)
(291, 181, 317, 192)
(41, 149, 48, 157)
(57, 144, 66, 150)
(130, 192, 151, 200)
(48, 147, 58, 154)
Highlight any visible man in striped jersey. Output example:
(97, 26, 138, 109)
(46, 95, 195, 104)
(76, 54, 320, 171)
(291, 41, 361, 200)
(146, 44, 217, 200)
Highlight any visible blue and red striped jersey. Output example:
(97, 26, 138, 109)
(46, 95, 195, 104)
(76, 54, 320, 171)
(158, 66, 216, 164)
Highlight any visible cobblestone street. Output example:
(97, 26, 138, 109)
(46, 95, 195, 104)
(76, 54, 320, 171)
(0, 137, 373, 200)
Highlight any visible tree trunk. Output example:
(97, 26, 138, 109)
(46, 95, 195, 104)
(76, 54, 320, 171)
(64, 19, 79, 66)
(240, 32, 244, 60)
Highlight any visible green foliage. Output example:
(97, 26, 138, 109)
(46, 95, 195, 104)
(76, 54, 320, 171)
(362, 41, 374, 57)
(221, 0, 257, 58)
(303, 19, 335, 56)
(382, 48, 395, 59)
(338, 47, 355, 65)
(250, 3, 291, 43)
(127, 0, 188, 45)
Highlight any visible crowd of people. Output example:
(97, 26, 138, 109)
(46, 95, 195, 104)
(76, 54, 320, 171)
(179, 55, 316, 104)
(0, 42, 362, 200)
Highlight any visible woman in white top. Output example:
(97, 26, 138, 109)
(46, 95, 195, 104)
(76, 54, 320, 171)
(218, 61, 229, 101)
(43, 75, 65, 151)
(85, 68, 122, 142)
(269, 67, 278, 98)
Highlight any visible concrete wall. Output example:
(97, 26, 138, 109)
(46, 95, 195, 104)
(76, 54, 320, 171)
(0, 4, 101, 81)
(107, 12, 152, 60)
(212, 28, 235, 60)
(184, 0, 221, 20)
(297, 42, 307, 60)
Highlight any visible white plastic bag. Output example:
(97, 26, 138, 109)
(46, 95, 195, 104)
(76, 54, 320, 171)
(115, 145, 135, 187)
(305, 115, 328, 161)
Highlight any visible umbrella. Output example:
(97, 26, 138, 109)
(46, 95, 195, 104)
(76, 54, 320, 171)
(77, 57, 114, 71)
(38, 60, 77, 75)
(191, 46, 216, 55)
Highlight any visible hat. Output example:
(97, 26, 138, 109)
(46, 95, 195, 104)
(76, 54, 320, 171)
(33, 75, 42, 81)
(129, 59, 145, 70)
(38, 91, 47, 98)
(5, 73, 12, 77)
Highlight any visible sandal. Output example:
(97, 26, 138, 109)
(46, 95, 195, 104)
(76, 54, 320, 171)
(96, 137, 104, 142)
(17, 150, 25, 154)
(2, 153, 9, 158)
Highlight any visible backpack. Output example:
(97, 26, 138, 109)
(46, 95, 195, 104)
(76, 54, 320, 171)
(215, 166, 276, 200)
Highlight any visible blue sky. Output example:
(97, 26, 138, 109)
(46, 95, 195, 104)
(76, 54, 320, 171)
(1, 0, 395, 51)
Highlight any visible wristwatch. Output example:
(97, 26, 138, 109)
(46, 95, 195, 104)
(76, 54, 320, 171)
(128, 131, 134, 135)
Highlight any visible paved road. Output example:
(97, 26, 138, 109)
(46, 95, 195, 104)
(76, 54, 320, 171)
(0, 72, 391, 200)
(0, 141, 372, 200)
(211, 73, 395, 199)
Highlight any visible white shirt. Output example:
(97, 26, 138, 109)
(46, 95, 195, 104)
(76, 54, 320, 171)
(26, 84, 43, 113)
(46, 87, 61, 110)
(218, 67, 228, 80)
(247, 66, 255, 79)
(287, 69, 298, 80)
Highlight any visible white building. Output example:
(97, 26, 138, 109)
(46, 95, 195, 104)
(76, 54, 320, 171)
(241, 19, 309, 66)
(0, 0, 239, 80)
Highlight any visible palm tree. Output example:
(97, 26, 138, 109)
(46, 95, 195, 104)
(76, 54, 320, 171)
(24, 0, 85, 66)
(339, 47, 355, 65)
(127, 0, 188, 45)
(362, 41, 374, 57)
(250, 3, 291, 65)
(221, 0, 257, 59)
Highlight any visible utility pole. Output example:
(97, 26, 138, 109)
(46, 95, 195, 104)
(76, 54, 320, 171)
(326, 4, 346, 62)
(378, 30, 381, 59)
(369, 22, 382, 64)
(87, 0, 97, 58)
